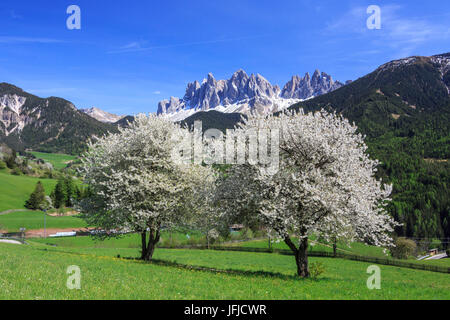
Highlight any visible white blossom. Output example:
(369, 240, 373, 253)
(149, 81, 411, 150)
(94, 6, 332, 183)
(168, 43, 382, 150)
(79, 113, 215, 260)
(218, 109, 399, 276)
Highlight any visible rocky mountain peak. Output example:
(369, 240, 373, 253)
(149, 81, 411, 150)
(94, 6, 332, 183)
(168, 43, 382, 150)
(281, 70, 344, 100)
(312, 69, 321, 79)
(206, 73, 216, 85)
(157, 69, 345, 120)
(232, 69, 248, 79)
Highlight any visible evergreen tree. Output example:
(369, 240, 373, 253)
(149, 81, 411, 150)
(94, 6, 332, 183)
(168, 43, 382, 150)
(5, 150, 17, 169)
(25, 181, 46, 210)
(64, 176, 76, 207)
(52, 179, 66, 209)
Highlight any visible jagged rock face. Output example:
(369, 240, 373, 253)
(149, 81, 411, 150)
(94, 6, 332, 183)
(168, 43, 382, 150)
(281, 70, 344, 99)
(178, 70, 281, 111)
(157, 69, 343, 119)
(158, 96, 185, 114)
(0, 94, 30, 136)
(430, 54, 450, 94)
(80, 107, 125, 123)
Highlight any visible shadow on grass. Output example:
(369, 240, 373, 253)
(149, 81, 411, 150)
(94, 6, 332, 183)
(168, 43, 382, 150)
(123, 256, 327, 282)
(33, 247, 327, 281)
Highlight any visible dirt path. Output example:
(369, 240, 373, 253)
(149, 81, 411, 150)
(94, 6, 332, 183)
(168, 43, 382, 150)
(0, 239, 22, 245)
(48, 210, 79, 217)
(0, 209, 28, 216)
(25, 227, 94, 238)
(0, 209, 80, 217)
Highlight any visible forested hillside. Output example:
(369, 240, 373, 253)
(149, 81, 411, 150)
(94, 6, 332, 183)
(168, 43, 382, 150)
(0, 83, 117, 154)
(289, 54, 450, 240)
(183, 54, 450, 240)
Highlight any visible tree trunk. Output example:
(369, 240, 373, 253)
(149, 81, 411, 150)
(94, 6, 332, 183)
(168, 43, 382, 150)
(333, 238, 337, 257)
(142, 229, 160, 261)
(296, 237, 309, 277)
(284, 235, 310, 278)
(140, 232, 147, 260)
(144, 240, 156, 261)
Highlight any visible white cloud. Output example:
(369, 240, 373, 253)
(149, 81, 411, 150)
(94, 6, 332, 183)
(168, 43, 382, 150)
(107, 41, 147, 54)
(326, 5, 450, 58)
(108, 34, 271, 54)
(0, 36, 64, 44)
(9, 10, 23, 20)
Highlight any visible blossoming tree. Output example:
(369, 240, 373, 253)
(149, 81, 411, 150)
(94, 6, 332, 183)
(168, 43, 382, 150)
(219, 110, 398, 277)
(79, 114, 215, 261)
(183, 165, 221, 248)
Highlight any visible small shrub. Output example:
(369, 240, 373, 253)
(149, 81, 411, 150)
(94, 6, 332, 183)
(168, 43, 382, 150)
(5, 154, 17, 169)
(230, 232, 242, 241)
(159, 237, 182, 248)
(391, 237, 417, 259)
(0, 160, 6, 170)
(309, 262, 326, 279)
(187, 237, 201, 246)
(11, 167, 23, 175)
(242, 228, 254, 240)
(207, 229, 220, 244)
(253, 229, 267, 238)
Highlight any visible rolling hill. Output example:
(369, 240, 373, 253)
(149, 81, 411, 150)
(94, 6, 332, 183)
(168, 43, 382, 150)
(0, 83, 117, 154)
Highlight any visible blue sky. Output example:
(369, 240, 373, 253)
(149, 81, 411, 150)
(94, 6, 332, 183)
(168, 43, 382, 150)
(0, 0, 449, 115)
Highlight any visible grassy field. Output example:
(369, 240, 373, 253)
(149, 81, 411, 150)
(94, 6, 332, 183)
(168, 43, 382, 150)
(29, 152, 77, 170)
(234, 238, 450, 267)
(33, 234, 450, 267)
(237, 238, 388, 257)
(0, 211, 86, 233)
(0, 172, 57, 212)
(0, 242, 449, 300)
(32, 230, 211, 249)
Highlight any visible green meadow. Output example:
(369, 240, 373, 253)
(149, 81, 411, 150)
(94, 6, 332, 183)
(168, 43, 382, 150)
(29, 152, 78, 170)
(0, 211, 86, 233)
(0, 172, 57, 212)
(237, 238, 388, 257)
(0, 158, 448, 300)
(0, 242, 449, 300)
(32, 231, 204, 248)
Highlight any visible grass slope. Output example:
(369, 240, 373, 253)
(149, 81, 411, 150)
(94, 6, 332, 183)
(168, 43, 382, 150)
(0, 243, 448, 300)
(0, 172, 57, 212)
(32, 232, 204, 248)
(29, 152, 77, 170)
(0, 211, 86, 232)
(32, 235, 450, 268)
(237, 238, 388, 257)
